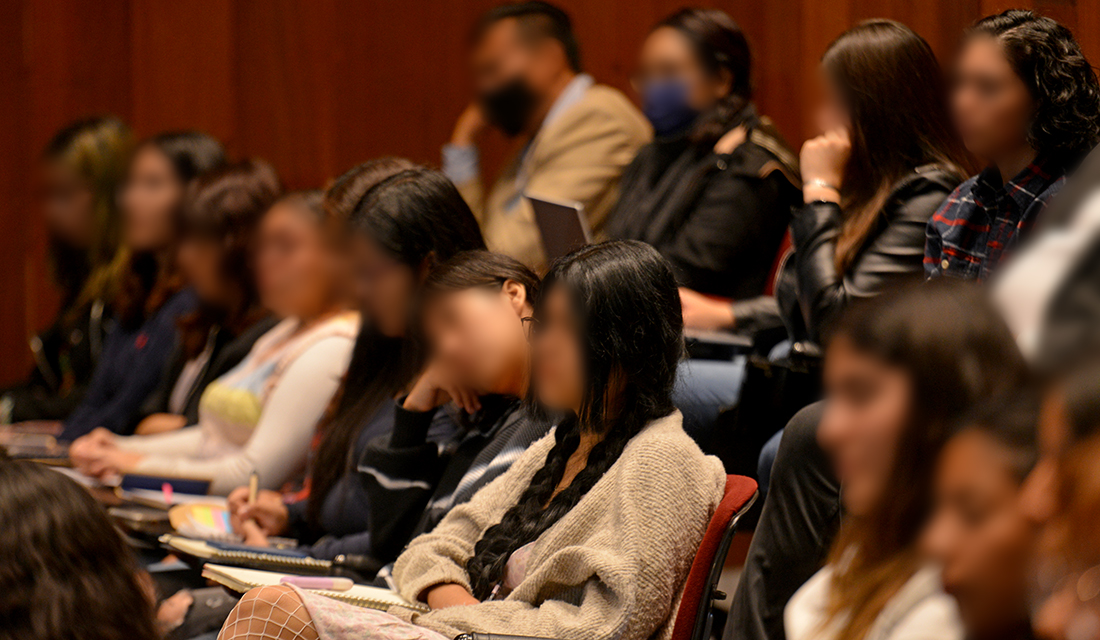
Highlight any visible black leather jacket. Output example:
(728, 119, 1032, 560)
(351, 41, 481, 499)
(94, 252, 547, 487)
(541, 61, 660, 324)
(734, 165, 960, 347)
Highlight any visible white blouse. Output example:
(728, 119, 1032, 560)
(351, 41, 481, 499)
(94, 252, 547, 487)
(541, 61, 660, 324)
(785, 563, 963, 640)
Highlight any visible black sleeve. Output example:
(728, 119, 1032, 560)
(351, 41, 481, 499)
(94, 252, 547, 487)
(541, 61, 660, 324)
(663, 172, 789, 298)
(791, 186, 946, 343)
(358, 402, 456, 563)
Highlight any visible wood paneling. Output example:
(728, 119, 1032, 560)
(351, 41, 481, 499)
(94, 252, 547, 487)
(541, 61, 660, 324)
(0, 0, 1097, 384)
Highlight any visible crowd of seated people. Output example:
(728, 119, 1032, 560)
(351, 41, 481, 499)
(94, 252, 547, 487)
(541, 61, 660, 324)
(6, 3, 1100, 640)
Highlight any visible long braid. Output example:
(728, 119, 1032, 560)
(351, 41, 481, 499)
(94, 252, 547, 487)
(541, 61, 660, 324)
(466, 403, 654, 599)
(465, 240, 682, 600)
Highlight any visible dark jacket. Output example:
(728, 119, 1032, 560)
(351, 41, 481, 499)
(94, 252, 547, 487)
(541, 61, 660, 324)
(137, 315, 279, 426)
(607, 109, 801, 299)
(357, 395, 551, 569)
(1, 299, 109, 423)
(281, 399, 456, 559)
(60, 289, 198, 441)
(735, 166, 960, 346)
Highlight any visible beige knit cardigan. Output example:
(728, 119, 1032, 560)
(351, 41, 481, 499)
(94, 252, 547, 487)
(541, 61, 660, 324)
(390, 410, 726, 640)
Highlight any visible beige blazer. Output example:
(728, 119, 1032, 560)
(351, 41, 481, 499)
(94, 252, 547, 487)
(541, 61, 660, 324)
(458, 84, 651, 271)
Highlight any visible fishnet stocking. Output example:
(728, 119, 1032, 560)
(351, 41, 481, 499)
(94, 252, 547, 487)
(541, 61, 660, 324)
(218, 585, 320, 640)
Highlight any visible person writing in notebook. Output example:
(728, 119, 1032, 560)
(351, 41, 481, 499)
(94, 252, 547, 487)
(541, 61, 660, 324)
(219, 241, 725, 640)
(445, 1, 650, 270)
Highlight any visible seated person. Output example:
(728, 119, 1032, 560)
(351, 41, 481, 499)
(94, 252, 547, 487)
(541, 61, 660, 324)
(680, 19, 966, 338)
(135, 159, 282, 435)
(923, 397, 1041, 640)
(60, 131, 227, 440)
(926, 10, 1100, 282)
(218, 240, 726, 640)
(1025, 360, 1100, 638)
(69, 192, 358, 495)
(0, 458, 160, 640)
(224, 161, 489, 559)
(673, 18, 965, 462)
(608, 8, 798, 300)
(444, 1, 650, 270)
(783, 281, 1028, 640)
(232, 251, 550, 572)
(1, 117, 133, 423)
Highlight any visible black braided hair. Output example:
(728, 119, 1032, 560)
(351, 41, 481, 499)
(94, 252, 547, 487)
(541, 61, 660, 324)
(465, 240, 685, 599)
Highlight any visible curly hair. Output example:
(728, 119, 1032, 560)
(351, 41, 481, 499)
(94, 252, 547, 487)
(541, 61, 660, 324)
(970, 10, 1100, 163)
(464, 240, 683, 599)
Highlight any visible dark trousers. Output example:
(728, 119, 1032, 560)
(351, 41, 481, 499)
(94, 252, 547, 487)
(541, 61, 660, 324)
(722, 401, 842, 640)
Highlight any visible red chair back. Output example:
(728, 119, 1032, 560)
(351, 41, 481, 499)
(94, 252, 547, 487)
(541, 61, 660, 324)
(669, 475, 759, 640)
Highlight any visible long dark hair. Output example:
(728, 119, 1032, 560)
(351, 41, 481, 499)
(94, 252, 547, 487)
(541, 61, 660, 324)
(176, 159, 281, 359)
(42, 116, 134, 315)
(114, 131, 226, 330)
(0, 460, 159, 640)
(822, 280, 1029, 640)
(656, 7, 753, 144)
(969, 10, 1100, 165)
(422, 250, 540, 303)
(305, 165, 486, 526)
(465, 240, 684, 599)
(822, 20, 969, 273)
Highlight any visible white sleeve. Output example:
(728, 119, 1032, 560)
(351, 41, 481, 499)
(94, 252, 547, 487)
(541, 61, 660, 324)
(128, 335, 355, 495)
(114, 426, 206, 457)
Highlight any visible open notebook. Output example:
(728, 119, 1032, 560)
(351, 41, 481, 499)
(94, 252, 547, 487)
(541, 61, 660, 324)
(202, 564, 429, 612)
(161, 535, 332, 574)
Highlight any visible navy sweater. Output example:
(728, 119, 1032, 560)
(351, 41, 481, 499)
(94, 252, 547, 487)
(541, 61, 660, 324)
(60, 289, 198, 441)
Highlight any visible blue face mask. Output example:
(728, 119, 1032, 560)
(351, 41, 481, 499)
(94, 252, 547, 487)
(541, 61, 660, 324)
(642, 79, 699, 138)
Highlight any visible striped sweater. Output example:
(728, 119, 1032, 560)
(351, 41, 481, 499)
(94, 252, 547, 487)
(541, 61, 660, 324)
(358, 394, 552, 567)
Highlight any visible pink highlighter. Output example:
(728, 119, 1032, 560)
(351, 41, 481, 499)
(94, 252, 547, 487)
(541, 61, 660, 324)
(279, 576, 355, 591)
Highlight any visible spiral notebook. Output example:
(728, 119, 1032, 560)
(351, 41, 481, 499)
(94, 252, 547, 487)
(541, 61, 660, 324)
(160, 535, 333, 574)
(201, 564, 428, 612)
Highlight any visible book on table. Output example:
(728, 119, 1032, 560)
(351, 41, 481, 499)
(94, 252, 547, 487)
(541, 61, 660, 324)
(201, 563, 428, 612)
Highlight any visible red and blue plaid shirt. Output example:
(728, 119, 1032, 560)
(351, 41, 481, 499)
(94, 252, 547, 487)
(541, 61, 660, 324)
(925, 157, 1064, 282)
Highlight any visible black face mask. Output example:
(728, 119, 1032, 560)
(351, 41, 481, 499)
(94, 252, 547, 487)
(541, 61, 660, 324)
(479, 77, 537, 137)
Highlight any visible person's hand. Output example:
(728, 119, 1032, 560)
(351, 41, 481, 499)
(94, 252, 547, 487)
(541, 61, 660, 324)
(424, 583, 479, 610)
(70, 428, 124, 477)
(404, 360, 481, 414)
(156, 589, 194, 633)
(228, 487, 289, 537)
(800, 127, 850, 203)
(451, 102, 488, 146)
(679, 288, 736, 331)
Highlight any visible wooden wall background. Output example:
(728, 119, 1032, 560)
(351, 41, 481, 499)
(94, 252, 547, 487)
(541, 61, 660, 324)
(0, 0, 1096, 385)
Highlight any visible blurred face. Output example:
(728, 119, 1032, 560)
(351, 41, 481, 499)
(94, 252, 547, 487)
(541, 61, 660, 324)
(813, 69, 852, 134)
(121, 146, 184, 252)
(952, 35, 1035, 162)
(633, 26, 731, 112)
(470, 18, 564, 121)
(40, 161, 95, 249)
(422, 282, 530, 394)
(255, 202, 340, 319)
(1027, 392, 1092, 640)
(923, 430, 1037, 640)
(818, 336, 912, 517)
(348, 234, 418, 338)
(177, 236, 229, 307)
(530, 286, 584, 413)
